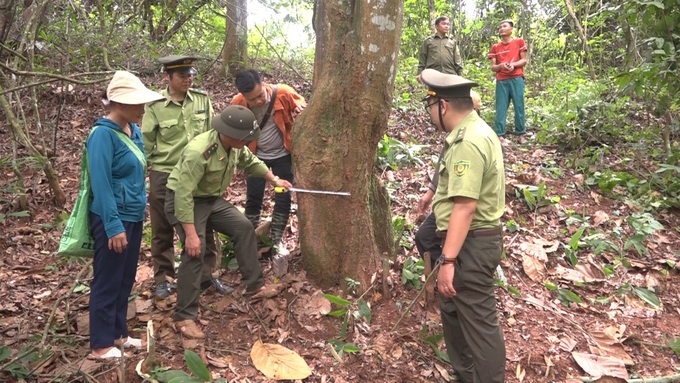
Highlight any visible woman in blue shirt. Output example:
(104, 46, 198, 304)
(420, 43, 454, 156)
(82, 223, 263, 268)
(88, 71, 163, 359)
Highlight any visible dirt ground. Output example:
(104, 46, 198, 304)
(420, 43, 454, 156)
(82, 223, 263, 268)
(1, 70, 679, 383)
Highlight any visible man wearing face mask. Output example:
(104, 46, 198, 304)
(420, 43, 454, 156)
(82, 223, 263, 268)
(142, 56, 229, 300)
(421, 68, 506, 383)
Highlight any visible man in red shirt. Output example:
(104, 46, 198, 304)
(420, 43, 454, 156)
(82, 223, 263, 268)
(488, 19, 528, 142)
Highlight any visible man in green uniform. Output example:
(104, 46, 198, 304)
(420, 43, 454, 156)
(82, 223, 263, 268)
(165, 105, 292, 339)
(142, 55, 229, 299)
(417, 16, 463, 84)
(421, 68, 506, 383)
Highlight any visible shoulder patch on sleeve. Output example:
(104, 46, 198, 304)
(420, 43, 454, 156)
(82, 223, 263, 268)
(203, 143, 218, 160)
(453, 160, 470, 177)
(453, 127, 466, 143)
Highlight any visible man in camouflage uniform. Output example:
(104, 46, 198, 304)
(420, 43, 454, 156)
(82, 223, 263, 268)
(142, 55, 229, 299)
(417, 16, 463, 83)
(421, 68, 506, 383)
(165, 105, 292, 339)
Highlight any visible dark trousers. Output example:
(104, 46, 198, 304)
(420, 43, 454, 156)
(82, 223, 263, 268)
(415, 212, 442, 266)
(89, 213, 142, 349)
(149, 170, 218, 284)
(439, 233, 506, 383)
(165, 191, 264, 321)
(244, 155, 294, 241)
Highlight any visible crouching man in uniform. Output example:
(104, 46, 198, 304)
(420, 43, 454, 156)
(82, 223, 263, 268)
(165, 105, 292, 339)
(421, 68, 506, 383)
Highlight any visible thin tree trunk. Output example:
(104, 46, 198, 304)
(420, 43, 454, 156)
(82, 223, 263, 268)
(564, 0, 596, 79)
(222, 0, 248, 77)
(427, 0, 436, 31)
(292, 0, 403, 289)
(0, 85, 66, 206)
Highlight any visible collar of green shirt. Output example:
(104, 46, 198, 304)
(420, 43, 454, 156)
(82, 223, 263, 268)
(161, 87, 195, 107)
(445, 111, 480, 146)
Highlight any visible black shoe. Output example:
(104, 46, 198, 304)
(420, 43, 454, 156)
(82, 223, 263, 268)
(200, 278, 234, 295)
(155, 281, 172, 300)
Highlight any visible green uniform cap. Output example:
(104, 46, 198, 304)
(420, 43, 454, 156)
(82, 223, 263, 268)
(212, 105, 260, 142)
(159, 55, 200, 74)
(421, 68, 478, 100)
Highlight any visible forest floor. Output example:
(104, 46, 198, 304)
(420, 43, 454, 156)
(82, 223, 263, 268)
(1, 69, 679, 383)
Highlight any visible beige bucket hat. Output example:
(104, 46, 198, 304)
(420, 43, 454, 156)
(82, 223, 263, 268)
(106, 71, 164, 105)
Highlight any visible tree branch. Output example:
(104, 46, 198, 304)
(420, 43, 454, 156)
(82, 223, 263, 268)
(0, 63, 114, 84)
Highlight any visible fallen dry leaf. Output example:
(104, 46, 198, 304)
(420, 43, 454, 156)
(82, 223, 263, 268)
(572, 352, 629, 380)
(519, 242, 549, 262)
(531, 238, 560, 253)
(434, 363, 450, 381)
(522, 255, 547, 282)
(593, 211, 609, 226)
(516, 363, 526, 382)
(305, 291, 331, 318)
(559, 336, 577, 352)
(250, 339, 312, 380)
(592, 376, 628, 383)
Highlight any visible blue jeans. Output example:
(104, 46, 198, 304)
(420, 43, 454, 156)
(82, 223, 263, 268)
(89, 213, 142, 349)
(494, 76, 525, 136)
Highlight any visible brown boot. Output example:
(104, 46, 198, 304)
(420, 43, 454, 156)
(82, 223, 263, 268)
(174, 319, 205, 339)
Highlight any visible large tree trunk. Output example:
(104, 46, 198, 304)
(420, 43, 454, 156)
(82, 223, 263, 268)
(291, 0, 403, 289)
(222, 0, 247, 77)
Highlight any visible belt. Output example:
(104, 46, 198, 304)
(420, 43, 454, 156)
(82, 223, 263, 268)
(436, 226, 502, 239)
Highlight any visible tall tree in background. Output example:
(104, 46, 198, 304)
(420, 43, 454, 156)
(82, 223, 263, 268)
(222, 0, 248, 77)
(292, 0, 403, 288)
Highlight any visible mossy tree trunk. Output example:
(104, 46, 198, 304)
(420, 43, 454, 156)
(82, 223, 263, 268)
(291, 0, 403, 289)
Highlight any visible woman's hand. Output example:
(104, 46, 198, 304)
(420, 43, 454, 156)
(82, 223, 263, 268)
(108, 232, 128, 253)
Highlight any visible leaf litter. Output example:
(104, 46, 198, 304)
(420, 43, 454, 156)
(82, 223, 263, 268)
(0, 71, 680, 382)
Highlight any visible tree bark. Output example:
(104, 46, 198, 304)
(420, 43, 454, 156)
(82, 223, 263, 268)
(222, 0, 247, 78)
(427, 0, 436, 32)
(564, 0, 597, 79)
(292, 0, 403, 288)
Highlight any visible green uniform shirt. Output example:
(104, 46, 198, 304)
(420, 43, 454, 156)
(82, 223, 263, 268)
(166, 130, 269, 223)
(418, 34, 463, 75)
(432, 112, 505, 231)
(141, 88, 214, 173)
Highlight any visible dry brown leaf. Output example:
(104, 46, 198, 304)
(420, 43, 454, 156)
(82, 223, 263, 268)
(589, 327, 633, 365)
(593, 211, 610, 227)
(434, 364, 450, 381)
(559, 336, 577, 352)
(206, 353, 229, 368)
(573, 263, 606, 282)
(593, 376, 628, 382)
(645, 273, 659, 289)
(572, 352, 629, 380)
(391, 346, 403, 360)
(516, 363, 526, 382)
(305, 291, 331, 318)
(590, 191, 601, 204)
(522, 255, 547, 282)
(250, 339, 312, 380)
(531, 238, 560, 253)
(134, 297, 153, 314)
(519, 242, 549, 262)
(552, 265, 588, 282)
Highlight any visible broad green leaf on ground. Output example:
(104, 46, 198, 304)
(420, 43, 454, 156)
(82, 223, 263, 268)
(184, 349, 211, 381)
(250, 339, 312, 380)
(632, 286, 661, 308)
(323, 294, 351, 307)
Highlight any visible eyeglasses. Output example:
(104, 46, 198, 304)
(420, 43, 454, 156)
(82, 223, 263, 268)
(423, 97, 439, 112)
